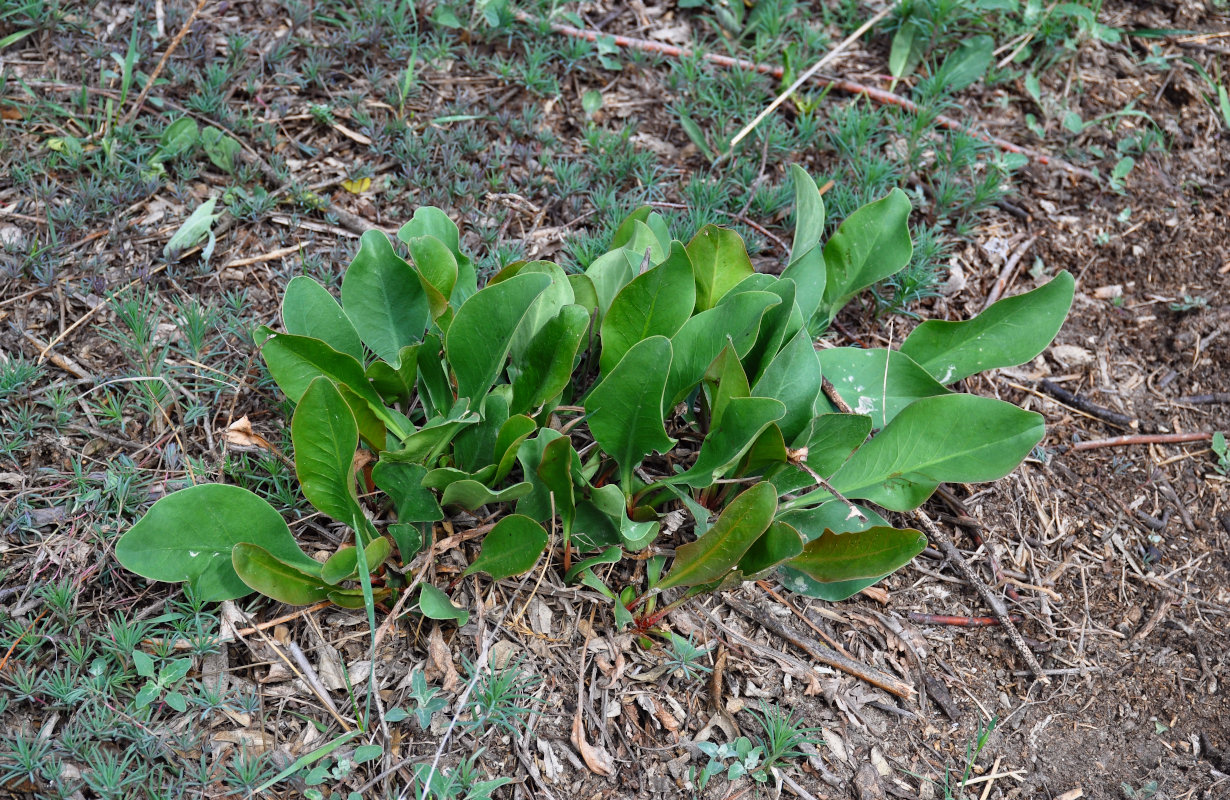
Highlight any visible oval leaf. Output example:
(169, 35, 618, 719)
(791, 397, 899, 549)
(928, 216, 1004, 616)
(584, 336, 675, 488)
(115, 484, 318, 602)
(820, 188, 912, 321)
(786, 525, 926, 583)
(737, 521, 805, 577)
(320, 536, 392, 585)
(418, 584, 469, 626)
(293, 377, 360, 524)
(439, 480, 532, 511)
(282, 276, 365, 362)
(686, 225, 755, 312)
(599, 242, 695, 374)
(657, 482, 777, 592)
(341, 230, 430, 365)
(233, 543, 334, 606)
(510, 304, 590, 415)
(899, 271, 1075, 385)
(817, 347, 951, 428)
(446, 272, 551, 401)
(462, 514, 548, 580)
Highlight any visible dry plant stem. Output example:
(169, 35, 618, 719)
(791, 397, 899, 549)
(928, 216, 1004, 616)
(790, 455, 866, 523)
(1173, 392, 1230, 404)
(723, 596, 915, 699)
(908, 612, 1022, 627)
(120, 0, 210, 126)
(1071, 431, 1212, 451)
(518, 12, 1097, 182)
(982, 235, 1038, 310)
(1038, 379, 1135, 429)
(729, 4, 893, 149)
(821, 376, 854, 415)
(913, 511, 1050, 684)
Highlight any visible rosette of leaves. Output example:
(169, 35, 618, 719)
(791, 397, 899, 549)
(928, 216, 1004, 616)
(116, 168, 1073, 628)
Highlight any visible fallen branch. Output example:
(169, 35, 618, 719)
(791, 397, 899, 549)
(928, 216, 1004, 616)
(517, 11, 1098, 182)
(1071, 431, 1212, 451)
(1039, 379, 1135, 429)
(913, 511, 1050, 684)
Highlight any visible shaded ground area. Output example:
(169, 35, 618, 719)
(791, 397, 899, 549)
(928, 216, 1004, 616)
(1, 1, 1228, 799)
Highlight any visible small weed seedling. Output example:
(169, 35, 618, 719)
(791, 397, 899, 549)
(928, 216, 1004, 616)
(1211, 432, 1228, 475)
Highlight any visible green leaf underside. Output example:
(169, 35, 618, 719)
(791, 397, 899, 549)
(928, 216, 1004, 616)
(341, 230, 429, 365)
(418, 584, 469, 626)
(788, 164, 826, 263)
(462, 515, 548, 580)
(584, 336, 675, 488)
(446, 272, 552, 400)
(281, 276, 364, 362)
(292, 378, 360, 524)
(900, 271, 1075, 385)
(233, 543, 333, 606)
(658, 482, 777, 592)
(777, 501, 890, 600)
(439, 480, 532, 511)
(115, 484, 318, 602)
(752, 329, 823, 442)
(818, 394, 1045, 511)
(787, 526, 926, 583)
(817, 347, 951, 428)
(770, 413, 873, 495)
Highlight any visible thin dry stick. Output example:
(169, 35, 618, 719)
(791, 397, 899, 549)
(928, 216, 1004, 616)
(1071, 431, 1212, 451)
(913, 511, 1050, 684)
(982, 234, 1038, 310)
(517, 11, 1097, 182)
(120, 0, 210, 126)
(722, 596, 915, 699)
(730, 4, 893, 149)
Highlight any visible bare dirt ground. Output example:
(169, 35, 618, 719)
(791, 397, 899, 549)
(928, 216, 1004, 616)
(1, 1, 1228, 799)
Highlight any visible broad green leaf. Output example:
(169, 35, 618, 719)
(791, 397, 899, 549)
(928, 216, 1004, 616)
(900, 271, 1075, 385)
(620, 219, 667, 265)
(737, 521, 804, 577)
(232, 543, 335, 605)
(407, 235, 458, 320)
(537, 435, 579, 537)
(589, 483, 659, 551)
(513, 429, 564, 522)
(510, 304, 590, 415)
(157, 117, 198, 159)
(255, 327, 406, 437)
(329, 587, 391, 609)
(439, 480, 532, 511)
(453, 392, 509, 475)
(599, 242, 695, 374)
(416, 334, 452, 417)
(740, 278, 802, 384)
(321, 537, 392, 584)
(584, 336, 675, 489)
(820, 188, 912, 322)
(572, 500, 623, 551)
(788, 165, 825, 263)
(366, 345, 420, 405)
(707, 345, 750, 432)
(292, 378, 360, 524)
(937, 35, 994, 91)
(445, 272, 551, 400)
(817, 347, 951, 428)
(382, 401, 479, 464)
(585, 249, 635, 321)
(657, 482, 777, 592)
(281, 276, 364, 362)
(164, 198, 220, 259)
(397, 207, 476, 303)
(462, 515, 548, 580)
(889, 17, 925, 79)
(770, 413, 873, 495)
(115, 484, 320, 602)
(373, 461, 442, 523)
(665, 291, 781, 408)
(417, 584, 469, 626)
(387, 523, 425, 559)
(563, 545, 622, 583)
(817, 394, 1045, 511)
(778, 501, 888, 542)
(666, 397, 785, 487)
(610, 207, 652, 249)
(492, 415, 538, 484)
(336, 382, 387, 452)
(752, 329, 823, 442)
(686, 225, 755, 312)
(509, 261, 574, 362)
(201, 126, 240, 172)
(781, 245, 826, 329)
(341, 230, 429, 365)
(786, 525, 926, 583)
(567, 273, 599, 315)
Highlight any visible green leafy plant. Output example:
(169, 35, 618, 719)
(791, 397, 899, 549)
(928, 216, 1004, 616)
(115, 166, 1072, 629)
(131, 650, 193, 712)
(1211, 432, 1228, 475)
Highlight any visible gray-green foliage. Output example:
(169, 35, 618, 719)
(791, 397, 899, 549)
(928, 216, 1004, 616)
(115, 166, 1072, 622)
